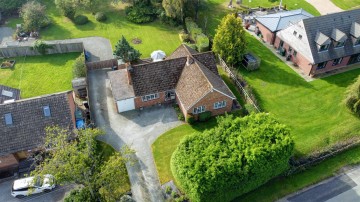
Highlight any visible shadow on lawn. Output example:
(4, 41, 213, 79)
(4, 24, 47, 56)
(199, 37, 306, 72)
(320, 68, 360, 87)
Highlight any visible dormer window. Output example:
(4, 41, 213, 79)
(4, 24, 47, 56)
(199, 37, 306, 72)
(319, 44, 329, 52)
(298, 35, 302, 40)
(293, 31, 297, 36)
(331, 28, 347, 49)
(350, 22, 360, 46)
(355, 38, 360, 46)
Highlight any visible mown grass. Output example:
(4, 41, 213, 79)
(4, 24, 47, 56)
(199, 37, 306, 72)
(0, 53, 79, 98)
(331, 0, 360, 10)
(7, 1, 181, 57)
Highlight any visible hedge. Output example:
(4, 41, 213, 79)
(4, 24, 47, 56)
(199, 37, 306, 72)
(171, 113, 294, 202)
(184, 17, 209, 52)
(196, 34, 209, 52)
(198, 111, 211, 122)
(344, 75, 360, 117)
(74, 15, 89, 25)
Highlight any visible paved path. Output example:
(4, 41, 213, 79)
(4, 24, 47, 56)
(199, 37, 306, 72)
(306, 0, 343, 15)
(279, 165, 360, 202)
(88, 69, 182, 202)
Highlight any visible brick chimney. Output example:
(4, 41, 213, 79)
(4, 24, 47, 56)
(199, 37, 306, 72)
(126, 63, 133, 85)
(186, 55, 194, 66)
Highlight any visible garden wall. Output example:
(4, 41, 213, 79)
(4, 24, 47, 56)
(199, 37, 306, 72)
(0, 41, 84, 58)
(86, 59, 118, 70)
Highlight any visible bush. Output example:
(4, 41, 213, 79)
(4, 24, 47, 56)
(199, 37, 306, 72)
(198, 111, 211, 122)
(186, 114, 195, 124)
(64, 187, 94, 202)
(171, 113, 294, 202)
(32, 40, 53, 55)
(125, 2, 156, 24)
(165, 186, 172, 194)
(73, 53, 86, 78)
(171, 191, 179, 198)
(183, 43, 196, 50)
(195, 34, 209, 52)
(95, 12, 107, 22)
(20, 1, 49, 32)
(179, 31, 190, 43)
(74, 15, 89, 25)
(344, 75, 360, 117)
(159, 11, 179, 27)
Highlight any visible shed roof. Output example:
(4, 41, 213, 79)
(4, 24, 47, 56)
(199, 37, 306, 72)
(108, 69, 135, 100)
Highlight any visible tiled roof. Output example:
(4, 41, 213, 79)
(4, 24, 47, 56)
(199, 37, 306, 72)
(350, 22, 360, 38)
(277, 8, 360, 64)
(166, 44, 198, 59)
(0, 85, 20, 104)
(176, 57, 235, 110)
(315, 31, 331, 45)
(0, 91, 74, 156)
(108, 69, 135, 100)
(255, 9, 313, 32)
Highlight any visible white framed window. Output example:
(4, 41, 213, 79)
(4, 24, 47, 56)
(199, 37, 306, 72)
(317, 61, 327, 69)
(335, 41, 345, 48)
(193, 106, 205, 114)
(142, 93, 159, 102)
(355, 38, 360, 46)
(332, 57, 343, 66)
(214, 101, 227, 109)
(319, 44, 329, 52)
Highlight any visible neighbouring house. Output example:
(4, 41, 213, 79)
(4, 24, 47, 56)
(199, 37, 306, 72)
(0, 85, 21, 104)
(0, 91, 76, 176)
(255, 9, 313, 44)
(108, 44, 237, 119)
(274, 9, 360, 76)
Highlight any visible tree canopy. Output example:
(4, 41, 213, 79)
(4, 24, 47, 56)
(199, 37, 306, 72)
(345, 75, 360, 117)
(162, 0, 199, 21)
(31, 126, 131, 201)
(20, 1, 49, 32)
(171, 113, 294, 202)
(0, 0, 27, 16)
(113, 36, 141, 63)
(213, 13, 247, 66)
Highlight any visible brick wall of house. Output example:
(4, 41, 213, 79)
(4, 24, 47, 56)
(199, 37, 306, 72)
(176, 96, 188, 119)
(67, 92, 76, 129)
(274, 36, 313, 75)
(134, 91, 166, 109)
(256, 21, 276, 44)
(187, 91, 233, 118)
(311, 56, 351, 75)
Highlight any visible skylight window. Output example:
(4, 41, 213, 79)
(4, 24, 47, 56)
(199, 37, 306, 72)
(5, 113, 13, 125)
(293, 31, 297, 36)
(2, 90, 13, 98)
(43, 106, 51, 117)
(298, 35, 302, 40)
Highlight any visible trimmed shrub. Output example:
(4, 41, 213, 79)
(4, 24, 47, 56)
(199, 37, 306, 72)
(344, 75, 360, 117)
(74, 15, 89, 25)
(95, 12, 107, 22)
(183, 43, 196, 50)
(186, 114, 195, 124)
(125, 3, 156, 24)
(195, 34, 209, 52)
(179, 31, 190, 43)
(198, 111, 211, 122)
(189, 28, 202, 42)
(185, 17, 198, 33)
(73, 53, 86, 78)
(171, 113, 294, 202)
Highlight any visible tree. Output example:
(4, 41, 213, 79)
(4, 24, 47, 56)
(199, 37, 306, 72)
(31, 126, 132, 201)
(171, 113, 294, 202)
(345, 75, 360, 117)
(113, 36, 141, 63)
(20, 1, 49, 31)
(55, 0, 76, 19)
(213, 13, 247, 66)
(0, 0, 27, 17)
(162, 0, 199, 21)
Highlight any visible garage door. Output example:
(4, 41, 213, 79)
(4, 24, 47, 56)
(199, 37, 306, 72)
(117, 98, 135, 112)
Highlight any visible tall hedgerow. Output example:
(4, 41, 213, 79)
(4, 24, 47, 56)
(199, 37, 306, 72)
(171, 113, 294, 202)
(345, 75, 360, 117)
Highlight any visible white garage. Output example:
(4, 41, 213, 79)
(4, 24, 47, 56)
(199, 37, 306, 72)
(117, 98, 135, 112)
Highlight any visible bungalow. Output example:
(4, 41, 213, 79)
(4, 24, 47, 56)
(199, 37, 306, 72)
(108, 44, 237, 119)
(255, 9, 313, 44)
(0, 91, 76, 175)
(274, 9, 360, 76)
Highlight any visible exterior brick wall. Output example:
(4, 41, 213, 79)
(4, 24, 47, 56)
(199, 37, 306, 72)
(134, 91, 166, 109)
(311, 56, 351, 75)
(186, 91, 233, 119)
(67, 92, 76, 129)
(256, 21, 276, 44)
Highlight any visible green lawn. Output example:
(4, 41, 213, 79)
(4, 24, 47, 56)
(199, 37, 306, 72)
(0, 53, 79, 98)
(7, 1, 181, 57)
(331, 0, 360, 10)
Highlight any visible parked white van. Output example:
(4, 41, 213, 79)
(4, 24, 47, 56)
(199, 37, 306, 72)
(11, 174, 56, 197)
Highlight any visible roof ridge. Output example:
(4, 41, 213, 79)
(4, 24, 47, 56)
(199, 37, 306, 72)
(0, 90, 72, 105)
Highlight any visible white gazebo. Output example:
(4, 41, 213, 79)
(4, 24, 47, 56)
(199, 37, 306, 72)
(151, 50, 166, 62)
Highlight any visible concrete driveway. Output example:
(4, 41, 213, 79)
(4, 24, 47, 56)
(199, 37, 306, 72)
(280, 165, 360, 202)
(0, 27, 14, 45)
(306, 0, 343, 15)
(88, 69, 182, 202)
(0, 178, 73, 202)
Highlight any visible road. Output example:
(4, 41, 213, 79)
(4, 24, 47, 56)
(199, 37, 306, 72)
(280, 165, 360, 202)
(0, 178, 73, 202)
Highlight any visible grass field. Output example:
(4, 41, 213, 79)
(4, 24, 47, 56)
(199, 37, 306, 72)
(331, 0, 360, 10)
(0, 53, 79, 98)
(7, 1, 181, 58)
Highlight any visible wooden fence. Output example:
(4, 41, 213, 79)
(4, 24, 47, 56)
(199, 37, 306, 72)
(86, 59, 118, 70)
(218, 55, 261, 112)
(0, 41, 84, 58)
